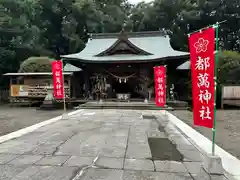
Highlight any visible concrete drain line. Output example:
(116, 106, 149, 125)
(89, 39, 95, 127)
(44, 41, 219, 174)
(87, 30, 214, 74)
(143, 114, 184, 161)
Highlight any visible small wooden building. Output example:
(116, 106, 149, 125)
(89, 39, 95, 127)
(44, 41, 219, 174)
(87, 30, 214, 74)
(4, 72, 73, 105)
(61, 30, 190, 101)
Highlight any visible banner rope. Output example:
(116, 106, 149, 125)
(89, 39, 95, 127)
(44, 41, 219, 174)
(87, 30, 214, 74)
(105, 70, 136, 79)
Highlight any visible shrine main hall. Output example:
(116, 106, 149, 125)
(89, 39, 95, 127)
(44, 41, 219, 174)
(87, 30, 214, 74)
(61, 30, 189, 102)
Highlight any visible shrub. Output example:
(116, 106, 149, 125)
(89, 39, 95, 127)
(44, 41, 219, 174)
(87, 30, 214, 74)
(18, 56, 53, 73)
(218, 51, 240, 83)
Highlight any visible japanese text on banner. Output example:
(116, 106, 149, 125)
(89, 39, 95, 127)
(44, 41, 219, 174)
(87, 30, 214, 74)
(154, 66, 166, 107)
(52, 61, 64, 99)
(189, 28, 215, 128)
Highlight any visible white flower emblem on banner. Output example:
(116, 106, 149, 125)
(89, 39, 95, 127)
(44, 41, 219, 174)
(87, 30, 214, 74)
(157, 70, 163, 76)
(194, 38, 209, 53)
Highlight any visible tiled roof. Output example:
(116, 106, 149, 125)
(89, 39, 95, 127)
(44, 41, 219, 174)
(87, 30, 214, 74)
(61, 31, 189, 63)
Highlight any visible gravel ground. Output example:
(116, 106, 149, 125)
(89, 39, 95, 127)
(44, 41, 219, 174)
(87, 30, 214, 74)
(0, 105, 69, 136)
(171, 110, 240, 159)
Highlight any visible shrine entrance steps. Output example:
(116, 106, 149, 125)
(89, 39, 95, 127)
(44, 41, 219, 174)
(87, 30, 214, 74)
(78, 100, 188, 110)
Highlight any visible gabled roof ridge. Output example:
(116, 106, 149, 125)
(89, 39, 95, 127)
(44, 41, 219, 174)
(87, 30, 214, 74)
(90, 30, 166, 39)
(95, 38, 153, 56)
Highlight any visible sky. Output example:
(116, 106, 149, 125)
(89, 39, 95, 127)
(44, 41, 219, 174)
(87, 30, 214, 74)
(128, 0, 152, 4)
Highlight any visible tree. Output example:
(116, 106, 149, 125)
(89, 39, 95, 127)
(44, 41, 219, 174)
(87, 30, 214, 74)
(130, 0, 240, 52)
(197, 0, 240, 51)
(0, 0, 46, 87)
(129, 0, 201, 51)
(129, 2, 153, 32)
(1, 0, 240, 86)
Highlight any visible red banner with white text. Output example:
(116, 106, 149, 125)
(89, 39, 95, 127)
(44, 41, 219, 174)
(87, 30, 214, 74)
(189, 28, 215, 128)
(154, 66, 166, 107)
(52, 60, 64, 99)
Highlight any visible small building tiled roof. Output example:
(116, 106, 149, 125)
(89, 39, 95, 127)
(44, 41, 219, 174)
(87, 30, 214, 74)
(177, 61, 190, 70)
(63, 63, 82, 72)
(61, 31, 189, 63)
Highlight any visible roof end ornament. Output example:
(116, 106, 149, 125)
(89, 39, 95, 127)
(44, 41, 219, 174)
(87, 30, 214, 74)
(159, 28, 170, 38)
(119, 21, 128, 40)
(165, 34, 170, 40)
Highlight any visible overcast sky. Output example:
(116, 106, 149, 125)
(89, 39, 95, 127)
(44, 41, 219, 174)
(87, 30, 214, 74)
(128, 0, 152, 4)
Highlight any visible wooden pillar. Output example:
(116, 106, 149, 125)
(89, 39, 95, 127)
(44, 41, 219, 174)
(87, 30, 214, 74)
(167, 66, 183, 101)
(9, 78, 13, 102)
(16, 77, 19, 85)
(139, 65, 149, 100)
(84, 69, 90, 98)
(71, 76, 76, 98)
(72, 76, 76, 98)
(68, 76, 71, 98)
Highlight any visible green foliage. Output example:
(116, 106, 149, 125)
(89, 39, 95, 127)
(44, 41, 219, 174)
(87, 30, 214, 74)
(128, 0, 240, 52)
(218, 51, 240, 83)
(186, 51, 240, 100)
(0, 0, 240, 88)
(215, 51, 240, 107)
(18, 57, 53, 73)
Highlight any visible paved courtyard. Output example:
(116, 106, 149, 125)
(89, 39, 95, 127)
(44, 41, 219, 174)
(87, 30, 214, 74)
(171, 110, 240, 159)
(0, 109, 229, 180)
(0, 105, 68, 136)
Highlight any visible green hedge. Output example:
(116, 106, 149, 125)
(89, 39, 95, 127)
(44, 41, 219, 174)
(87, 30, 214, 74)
(18, 56, 53, 73)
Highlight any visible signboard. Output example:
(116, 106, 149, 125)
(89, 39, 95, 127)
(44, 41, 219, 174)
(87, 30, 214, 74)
(154, 66, 166, 107)
(189, 27, 215, 128)
(52, 60, 64, 99)
(10, 85, 29, 97)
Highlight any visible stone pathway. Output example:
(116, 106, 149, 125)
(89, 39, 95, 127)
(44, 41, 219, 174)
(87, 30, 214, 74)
(0, 109, 229, 180)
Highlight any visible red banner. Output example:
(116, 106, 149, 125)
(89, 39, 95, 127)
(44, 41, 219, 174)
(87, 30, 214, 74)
(52, 60, 64, 99)
(154, 66, 166, 107)
(189, 27, 215, 128)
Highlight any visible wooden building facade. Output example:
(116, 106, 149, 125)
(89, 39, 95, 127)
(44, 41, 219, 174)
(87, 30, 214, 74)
(62, 31, 190, 101)
(62, 31, 189, 100)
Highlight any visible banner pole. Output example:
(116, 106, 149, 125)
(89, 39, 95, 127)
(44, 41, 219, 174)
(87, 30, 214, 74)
(164, 65, 167, 115)
(212, 22, 219, 156)
(61, 59, 66, 117)
(187, 20, 226, 36)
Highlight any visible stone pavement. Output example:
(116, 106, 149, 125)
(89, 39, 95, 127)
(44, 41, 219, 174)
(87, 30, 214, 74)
(0, 109, 230, 180)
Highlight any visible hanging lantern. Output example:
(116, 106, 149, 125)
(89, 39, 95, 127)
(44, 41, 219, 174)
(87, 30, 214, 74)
(119, 78, 122, 83)
(124, 78, 127, 83)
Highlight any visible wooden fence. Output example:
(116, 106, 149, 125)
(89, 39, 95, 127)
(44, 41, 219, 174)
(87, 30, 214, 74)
(0, 89, 9, 102)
